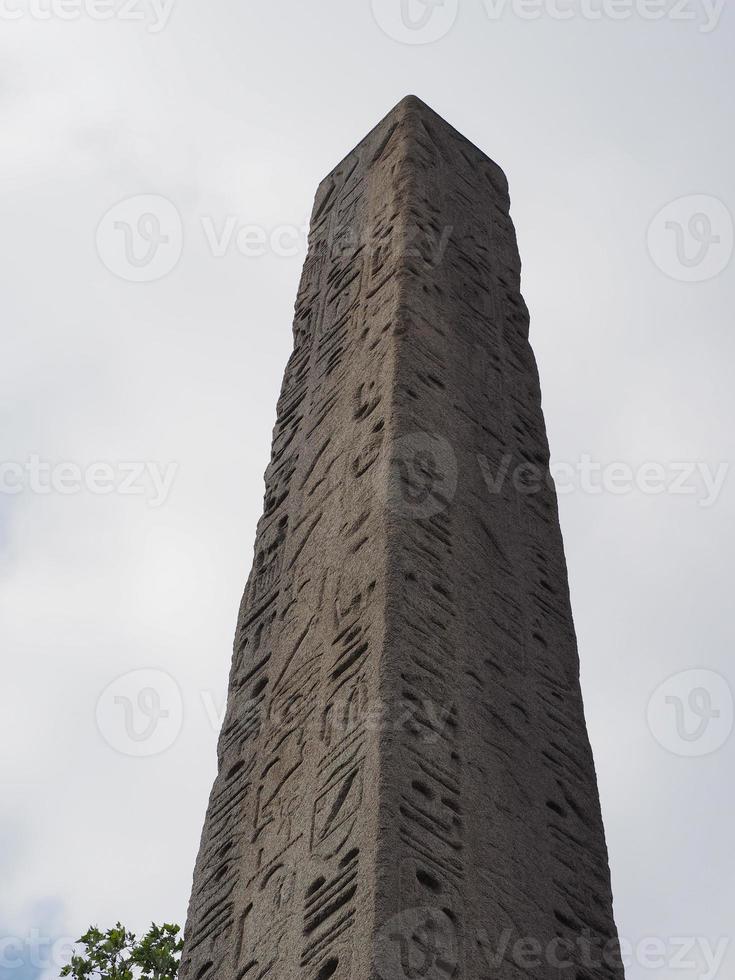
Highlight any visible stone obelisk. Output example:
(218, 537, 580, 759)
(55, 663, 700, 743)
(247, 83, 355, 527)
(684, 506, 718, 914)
(179, 96, 623, 980)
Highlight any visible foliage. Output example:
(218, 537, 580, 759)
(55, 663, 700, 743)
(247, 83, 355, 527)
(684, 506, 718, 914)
(60, 923, 182, 980)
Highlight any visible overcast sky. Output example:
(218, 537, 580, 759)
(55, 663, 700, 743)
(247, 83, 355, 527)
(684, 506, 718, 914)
(1, 3, 733, 980)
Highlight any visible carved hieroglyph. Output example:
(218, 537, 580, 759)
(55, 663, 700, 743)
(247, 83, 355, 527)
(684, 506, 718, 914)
(179, 96, 623, 980)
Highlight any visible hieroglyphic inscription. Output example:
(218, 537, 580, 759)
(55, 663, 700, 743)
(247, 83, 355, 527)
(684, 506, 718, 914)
(180, 96, 623, 980)
(180, 96, 413, 980)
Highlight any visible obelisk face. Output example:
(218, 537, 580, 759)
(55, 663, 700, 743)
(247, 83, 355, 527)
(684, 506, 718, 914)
(179, 96, 624, 980)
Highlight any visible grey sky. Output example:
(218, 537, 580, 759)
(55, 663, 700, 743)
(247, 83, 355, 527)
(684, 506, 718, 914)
(1, 3, 733, 979)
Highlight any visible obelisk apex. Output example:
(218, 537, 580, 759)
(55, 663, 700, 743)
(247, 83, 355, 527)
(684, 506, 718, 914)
(179, 97, 623, 980)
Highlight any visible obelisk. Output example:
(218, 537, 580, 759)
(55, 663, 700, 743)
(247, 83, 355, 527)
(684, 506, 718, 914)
(179, 96, 623, 980)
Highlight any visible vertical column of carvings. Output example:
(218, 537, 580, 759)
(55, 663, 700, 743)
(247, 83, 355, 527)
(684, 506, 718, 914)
(373, 101, 470, 980)
(291, 112, 404, 980)
(375, 97, 622, 980)
(179, 102, 423, 980)
(178, 212, 327, 980)
(455, 131, 624, 980)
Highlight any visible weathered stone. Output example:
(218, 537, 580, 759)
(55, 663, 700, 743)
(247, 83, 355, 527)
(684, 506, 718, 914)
(180, 95, 623, 980)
